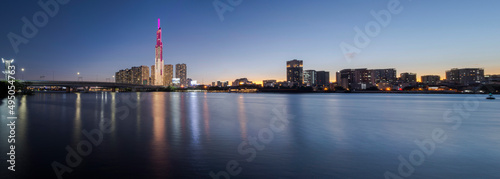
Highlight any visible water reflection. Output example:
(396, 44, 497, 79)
(108, 92, 116, 138)
(171, 93, 181, 143)
(17, 95, 28, 152)
(73, 93, 81, 142)
(9, 93, 500, 179)
(189, 93, 200, 144)
(237, 95, 247, 140)
(136, 92, 142, 135)
(202, 93, 210, 140)
(151, 93, 168, 175)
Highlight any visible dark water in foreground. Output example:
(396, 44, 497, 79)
(1, 92, 499, 179)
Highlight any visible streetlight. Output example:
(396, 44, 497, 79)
(77, 72, 83, 81)
(112, 75, 115, 82)
(21, 68, 24, 80)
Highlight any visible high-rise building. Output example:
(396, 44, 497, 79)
(316, 71, 330, 86)
(446, 68, 484, 85)
(286, 59, 303, 85)
(353, 68, 372, 90)
(445, 68, 460, 83)
(164, 64, 173, 86)
(337, 68, 396, 90)
(337, 69, 354, 90)
(421, 75, 440, 85)
(115, 69, 131, 83)
(154, 19, 164, 86)
(370, 68, 397, 84)
(115, 66, 149, 85)
(175, 63, 187, 87)
(130, 66, 149, 85)
(399, 72, 417, 83)
(303, 70, 316, 86)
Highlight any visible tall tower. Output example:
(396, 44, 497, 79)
(154, 18, 164, 86)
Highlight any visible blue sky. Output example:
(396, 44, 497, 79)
(1, 0, 499, 83)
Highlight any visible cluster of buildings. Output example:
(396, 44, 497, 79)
(111, 19, 497, 91)
(336, 68, 491, 91)
(115, 20, 191, 88)
(115, 64, 188, 87)
(256, 58, 498, 91)
(262, 59, 331, 88)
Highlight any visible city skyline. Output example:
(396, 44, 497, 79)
(1, 1, 500, 84)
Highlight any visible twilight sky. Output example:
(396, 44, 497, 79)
(1, 0, 500, 84)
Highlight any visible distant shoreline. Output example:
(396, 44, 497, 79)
(20, 90, 497, 95)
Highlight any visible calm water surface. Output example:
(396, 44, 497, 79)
(1, 92, 499, 179)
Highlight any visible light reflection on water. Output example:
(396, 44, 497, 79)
(0, 93, 499, 178)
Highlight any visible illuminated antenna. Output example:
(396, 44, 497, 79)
(158, 18, 160, 29)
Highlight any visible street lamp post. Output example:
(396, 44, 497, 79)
(77, 72, 83, 81)
(21, 68, 24, 81)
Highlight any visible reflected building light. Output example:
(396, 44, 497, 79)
(171, 93, 181, 138)
(151, 93, 168, 175)
(237, 95, 247, 140)
(17, 95, 28, 147)
(189, 93, 200, 144)
(108, 92, 116, 137)
(203, 94, 210, 139)
(73, 93, 81, 142)
(136, 92, 141, 134)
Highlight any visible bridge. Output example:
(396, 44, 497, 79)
(23, 81, 164, 92)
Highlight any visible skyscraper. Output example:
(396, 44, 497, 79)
(164, 64, 173, 86)
(446, 68, 484, 85)
(316, 71, 330, 86)
(175, 63, 187, 87)
(131, 66, 150, 85)
(304, 70, 316, 86)
(154, 19, 164, 86)
(286, 59, 303, 85)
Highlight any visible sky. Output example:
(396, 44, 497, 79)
(1, 0, 500, 84)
